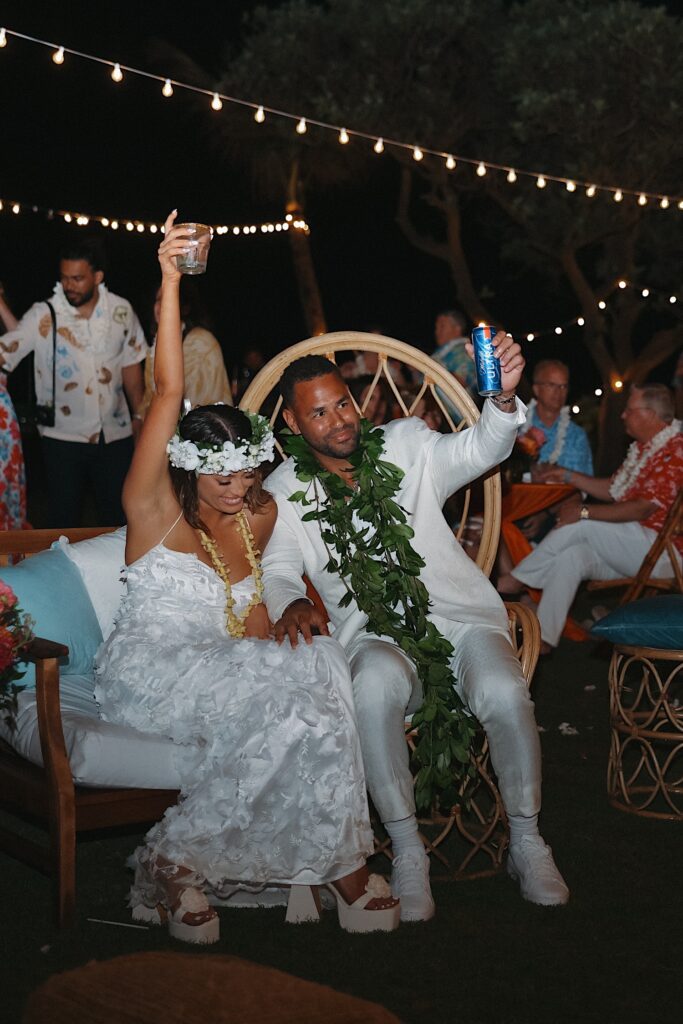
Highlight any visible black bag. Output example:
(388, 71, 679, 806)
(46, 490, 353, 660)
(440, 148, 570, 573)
(30, 299, 56, 428)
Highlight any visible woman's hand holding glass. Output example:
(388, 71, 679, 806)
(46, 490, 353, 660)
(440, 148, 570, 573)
(157, 211, 195, 284)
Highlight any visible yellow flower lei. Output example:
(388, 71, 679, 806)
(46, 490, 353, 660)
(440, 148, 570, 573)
(198, 512, 264, 638)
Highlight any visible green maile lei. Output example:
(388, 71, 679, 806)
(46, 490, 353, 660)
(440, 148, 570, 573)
(283, 418, 477, 812)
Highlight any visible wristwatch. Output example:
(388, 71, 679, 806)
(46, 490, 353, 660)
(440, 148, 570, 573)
(579, 505, 590, 520)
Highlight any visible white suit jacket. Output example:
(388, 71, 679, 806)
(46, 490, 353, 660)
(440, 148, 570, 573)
(262, 400, 526, 650)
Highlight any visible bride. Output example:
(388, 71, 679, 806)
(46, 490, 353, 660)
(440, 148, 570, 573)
(94, 211, 399, 943)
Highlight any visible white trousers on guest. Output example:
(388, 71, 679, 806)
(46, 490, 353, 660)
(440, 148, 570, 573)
(513, 520, 679, 648)
(346, 623, 542, 824)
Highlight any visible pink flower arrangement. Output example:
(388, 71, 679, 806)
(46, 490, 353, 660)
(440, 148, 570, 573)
(515, 425, 546, 461)
(0, 582, 33, 730)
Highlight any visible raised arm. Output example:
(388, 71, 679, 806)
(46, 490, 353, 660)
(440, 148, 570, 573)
(122, 212, 193, 525)
(0, 286, 18, 333)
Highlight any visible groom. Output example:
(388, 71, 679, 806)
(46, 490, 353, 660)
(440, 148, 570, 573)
(261, 333, 568, 921)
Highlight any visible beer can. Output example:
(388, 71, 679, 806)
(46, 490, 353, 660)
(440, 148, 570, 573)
(471, 325, 502, 396)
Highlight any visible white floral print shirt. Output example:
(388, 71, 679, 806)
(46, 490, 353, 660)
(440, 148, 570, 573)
(0, 283, 146, 443)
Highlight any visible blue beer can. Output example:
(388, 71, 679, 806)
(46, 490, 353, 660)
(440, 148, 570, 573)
(471, 324, 502, 396)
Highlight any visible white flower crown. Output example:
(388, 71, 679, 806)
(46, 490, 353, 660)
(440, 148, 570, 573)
(166, 411, 275, 475)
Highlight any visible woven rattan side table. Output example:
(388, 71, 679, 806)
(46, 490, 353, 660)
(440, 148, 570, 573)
(607, 644, 683, 820)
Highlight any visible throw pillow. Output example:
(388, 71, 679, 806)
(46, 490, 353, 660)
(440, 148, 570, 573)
(590, 595, 683, 650)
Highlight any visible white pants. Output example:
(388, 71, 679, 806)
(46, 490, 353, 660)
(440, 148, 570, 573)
(513, 520, 679, 647)
(346, 623, 541, 824)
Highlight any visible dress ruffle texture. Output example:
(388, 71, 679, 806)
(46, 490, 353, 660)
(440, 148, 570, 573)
(94, 546, 372, 896)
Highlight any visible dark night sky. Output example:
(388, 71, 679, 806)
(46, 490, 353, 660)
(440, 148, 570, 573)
(1, 0, 681, 397)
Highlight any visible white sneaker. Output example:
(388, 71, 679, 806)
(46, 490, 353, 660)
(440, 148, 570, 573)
(507, 836, 569, 906)
(390, 851, 436, 923)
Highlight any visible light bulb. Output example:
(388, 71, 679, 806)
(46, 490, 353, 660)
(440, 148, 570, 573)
(572, 405, 580, 414)
(374, 137, 384, 154)
(162, 79, 173, 97)
(565, 180, 576, 192)
(64, 213, 72, 223)
(338, 128, 349, 144)
(638, 194, 647, 206)
(526, 333, 535, 342)
(0, 28, 7, 47)
(11, 202, 19, 214)
(413, 146, 423, 161)
(577, 317, 585, 326)
(446, 155, 456, 170)
(101, 218, 109, 227)
(670, 295, 677, 303)
(111, 220, 119, 230)
(586, 185, 596, 197)
(296, 117, 307, 134)
(614, 379, 623, 390)
(126, 221, 134, 231)
(678, 200, 683, 210)
(52, 46, 65, 65)
(507, 169, 517, 183)
(254, 105, 265, 123)
(555, 327, 562, 335)
(111, 63, 123, 83)
(660, 197, 669, 208)
(613, 190, 623, 202)
(598, 300, 606, 309)
(536, 175, 546, 188)
(136, 223, 144, 232)
(594, 388, 602, 397)
(211, 92, 222, 111)
(618, 279, 627, 288)
(150, 224, 158, 233)
(476, 162, 487, 177)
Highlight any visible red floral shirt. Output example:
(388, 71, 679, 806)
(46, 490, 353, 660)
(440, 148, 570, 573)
(620, 432, 683, 554)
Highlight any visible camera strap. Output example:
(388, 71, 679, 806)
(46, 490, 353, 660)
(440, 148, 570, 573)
(45, 300, 57, 408)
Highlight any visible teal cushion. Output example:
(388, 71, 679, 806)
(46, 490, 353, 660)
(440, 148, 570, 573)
(590, 595, 683, 650)
(0, 548, 103, 687)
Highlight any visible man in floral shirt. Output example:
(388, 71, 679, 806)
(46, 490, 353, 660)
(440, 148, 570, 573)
(0, 240, 146, 526)
(499, 384, 682, 651)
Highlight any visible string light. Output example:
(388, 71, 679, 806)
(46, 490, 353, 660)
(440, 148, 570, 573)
(413, 146, 423, 161)
(571, 404, 580, 414)
(594, 388, 603, 397)
(670, 295, 677, 303)
(526, 333, 535, 341)
(446, 155, 456, 170)
(374, 137, 384, 154)
(338, 127, 349, 144)
(618, 279, 627, 288)
(613, 379, 624, 391)
(641, 288, 650, 297)
(2, 27, 682, 213)
(598, 300, 607, 309)
(0, 193, 308, 239)
(554, 327, 562, 335)
(577, 317, 585, 326)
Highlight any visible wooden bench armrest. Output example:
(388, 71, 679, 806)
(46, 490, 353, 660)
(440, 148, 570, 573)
(504, 601, 541, 686)
(19, 636, 76, 820)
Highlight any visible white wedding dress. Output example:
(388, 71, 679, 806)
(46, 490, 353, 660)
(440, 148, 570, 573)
(94, 542, 373, 905)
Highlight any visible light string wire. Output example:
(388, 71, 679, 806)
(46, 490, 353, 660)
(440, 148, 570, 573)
(2, 25, 682, 210)
(0, 195, 308, 237)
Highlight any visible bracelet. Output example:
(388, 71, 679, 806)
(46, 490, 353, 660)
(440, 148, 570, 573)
(490, 393, 516, 407)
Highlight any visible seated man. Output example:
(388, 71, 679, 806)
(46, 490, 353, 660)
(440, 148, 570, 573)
(499, 384, 682, 651)
(262, 337, 569, 924)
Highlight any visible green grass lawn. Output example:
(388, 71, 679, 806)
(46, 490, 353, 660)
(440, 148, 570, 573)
(3, 616, 679, 1023)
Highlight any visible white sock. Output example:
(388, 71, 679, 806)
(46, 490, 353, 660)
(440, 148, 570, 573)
(508, 813, 540, 847)
(384, 815, 424, 858)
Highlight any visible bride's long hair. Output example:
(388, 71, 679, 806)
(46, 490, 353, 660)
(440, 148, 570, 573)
(169, 405, 271, 530)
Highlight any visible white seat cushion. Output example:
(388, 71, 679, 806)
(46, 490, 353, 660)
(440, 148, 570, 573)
(1, 674, 181, 790)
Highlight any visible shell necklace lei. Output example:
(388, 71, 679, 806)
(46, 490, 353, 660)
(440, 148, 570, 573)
(609, 420, 681, 501)
(525, 399, 570, 464)
(197, 511, 263, 638)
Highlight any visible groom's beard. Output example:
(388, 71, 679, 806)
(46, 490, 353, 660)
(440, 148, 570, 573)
(305, 422, 361, 460)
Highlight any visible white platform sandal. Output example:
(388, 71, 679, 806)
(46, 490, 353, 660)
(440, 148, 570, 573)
(132, 888, 219, 944)
(287, 874, 400, 933)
